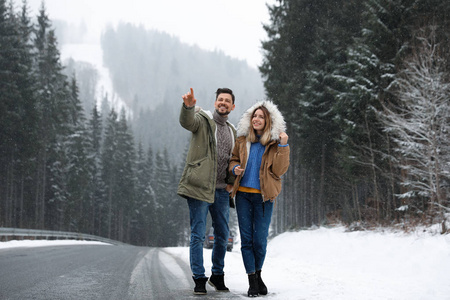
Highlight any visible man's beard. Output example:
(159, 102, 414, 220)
(215, 108, 230, 116)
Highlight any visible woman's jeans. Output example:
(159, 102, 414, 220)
(236, 191, 274, 274)
(187, 188, 230, 279)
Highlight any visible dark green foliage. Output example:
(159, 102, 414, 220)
(100, 23, 265, 115)
(101, 23, 266, 164)
(261, 0, 450, 230)
(0, 2, 188, 246)
(3, 0, 448, 242)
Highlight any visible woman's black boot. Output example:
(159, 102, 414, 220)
(256, 270, 267, 295)
(247, 273, 259, 297)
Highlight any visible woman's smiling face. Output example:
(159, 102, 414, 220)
(252, 108, 266, 135)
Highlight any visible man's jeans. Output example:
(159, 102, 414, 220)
(235, 191, 274, 274)
(187, 189, 230, 279)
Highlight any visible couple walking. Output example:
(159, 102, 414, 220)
(177, 87, 290, 297)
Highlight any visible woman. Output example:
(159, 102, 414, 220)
(229, 101, 290, 297)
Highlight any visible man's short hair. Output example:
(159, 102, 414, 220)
(216, 88, 235, 104)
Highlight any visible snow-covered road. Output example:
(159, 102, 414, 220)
(1, 226, 449, 299)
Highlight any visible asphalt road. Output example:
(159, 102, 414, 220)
(0, 244, 245, 300)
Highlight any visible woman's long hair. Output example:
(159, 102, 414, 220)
(246, 105, 272, 146)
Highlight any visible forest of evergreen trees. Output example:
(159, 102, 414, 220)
(1, 0, 449, 248)
(0, 1, 188, 246)
(99, 23, 266, 165)
(261, 0, 450, 234)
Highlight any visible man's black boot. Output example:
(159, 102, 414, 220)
(247, 273, 259, 297)
(193, 276, 208, 295)
(208, 273, 230, 292)
(256, 270, 268, 295)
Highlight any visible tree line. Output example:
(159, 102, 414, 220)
(100, 23, 266, 165)
(2, 0, 449, 247)
(261, 0, 450, 233)
(0, 1, 188, 246)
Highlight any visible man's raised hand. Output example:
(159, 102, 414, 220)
(182, 88, 197, 108)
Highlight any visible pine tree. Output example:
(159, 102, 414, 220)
(331, 0, 450, 222)
(115, 108, 136, 243)
(260, 0, 322, 228)
(143, 146, 158, 245)
(153, 148, 174, 246)
(380, 26, 450, 224)
(133, 142, 146, 244)
(134, 142, 157, 245)
(0, 0, 22, 226)
(16, 0, 40, 228)
(65, 77, 91, 232)
(102, 108, 119, 239)
(0, 0, 42, 228)
(31, 3, 72, 229)
(260, 0, 367, 226)
(87, 105, 105, 235)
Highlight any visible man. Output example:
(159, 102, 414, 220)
(178, 87, 236, 295)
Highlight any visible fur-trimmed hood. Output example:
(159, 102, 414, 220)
(236, 100, 286, 141)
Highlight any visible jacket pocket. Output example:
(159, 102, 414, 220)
(266, 161, 281, 181)
(186, 156, 212, 189)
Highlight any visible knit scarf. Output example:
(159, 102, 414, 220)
(213, 110, 232, 189)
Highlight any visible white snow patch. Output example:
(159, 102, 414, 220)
(166, 226, 450, 300)
(61, 43, 131, 115)
(2, 226, 449, 299)
(0, 239, 109, 249)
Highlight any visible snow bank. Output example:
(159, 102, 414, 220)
(2, 226, 449, 299)
(0, 239, 109, 249)
(167, 226, 450, 300)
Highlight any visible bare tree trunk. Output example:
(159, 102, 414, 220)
(302, 171, 308, 227)
(98, 202, 102, 237)
(107, 183, 112, 239)
(386, 133, 395, 219)
(431, 133, 444, 223)
(353, 184, 362, 221)
(310, 174, 315, 225)
(9, 160, 16, 227)
(318, 143, 326, 225)
(5, 163, 12, 227)
(303, 170, 310, 226)
(118, 208, 123, 242)
(34, 162, 40, 227)
(19, 174, 24, 228)
(41, 151, 47, 229)
(365, 113, 381, 221)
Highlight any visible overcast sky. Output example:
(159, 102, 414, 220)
(20, 0, 276, 68)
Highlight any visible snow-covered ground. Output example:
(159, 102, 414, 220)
(0, 239, 108, 249)
(61, 43, 131, 115)
(1, 226, 449, 299)
(167, 226, 450, 300)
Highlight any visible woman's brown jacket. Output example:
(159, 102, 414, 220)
(228, 100, 290, 202)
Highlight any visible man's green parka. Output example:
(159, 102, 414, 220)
(177, 104, 237, 203)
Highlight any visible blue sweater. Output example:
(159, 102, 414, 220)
(239, 142, 265, 190)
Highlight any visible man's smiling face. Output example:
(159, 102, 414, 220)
(214, 93, 235, 116)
